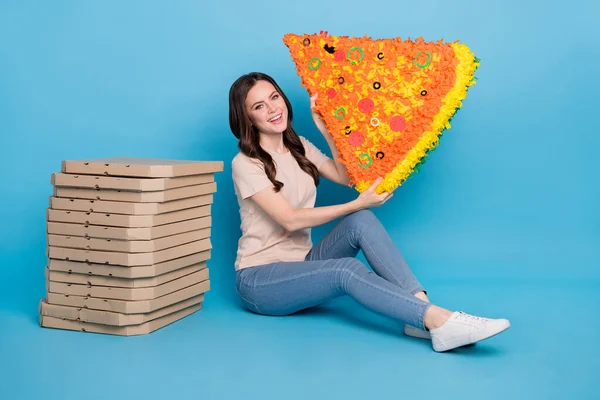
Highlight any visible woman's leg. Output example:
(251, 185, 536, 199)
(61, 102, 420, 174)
(305, 210, 432, 337)
(305, 209, 426, 296)
(235, 257, 432, 330)
(236, 258, 512, 352)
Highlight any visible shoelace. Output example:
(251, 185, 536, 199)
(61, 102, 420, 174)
(456, 311, 488, 325)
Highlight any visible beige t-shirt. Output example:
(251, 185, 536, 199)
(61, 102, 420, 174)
(231, 136, 330, 270)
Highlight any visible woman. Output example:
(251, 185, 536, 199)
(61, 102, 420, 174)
(228, 72, 510, 352)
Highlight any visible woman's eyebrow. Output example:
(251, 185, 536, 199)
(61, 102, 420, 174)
(251, 91, 278, 108)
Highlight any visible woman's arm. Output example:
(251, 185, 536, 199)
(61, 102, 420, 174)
(309, 94, 352, 186)
(250, 177, 392, 232)
(318, 147, 352, 186)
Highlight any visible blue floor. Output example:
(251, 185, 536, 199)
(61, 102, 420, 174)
(1, 278, 597, 400)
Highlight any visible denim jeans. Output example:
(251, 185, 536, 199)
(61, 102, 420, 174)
(235, 209, 432, 329)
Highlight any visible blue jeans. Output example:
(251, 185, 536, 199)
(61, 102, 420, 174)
(235, 210, 432, 329)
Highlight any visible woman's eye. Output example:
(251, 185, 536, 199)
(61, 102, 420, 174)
(272, 95, 279, 99)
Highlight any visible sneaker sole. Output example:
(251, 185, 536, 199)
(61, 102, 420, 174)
(404, 325, 431, 340)
(433, 321, 511, 352)
(475, 322, 511, 343)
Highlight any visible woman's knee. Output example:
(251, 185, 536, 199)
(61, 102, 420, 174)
(335, 258, 371, 282)
(343, 209, 380, 236)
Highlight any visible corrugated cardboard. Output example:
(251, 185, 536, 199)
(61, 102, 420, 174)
(52, 173, 214, 192)
(62, 158, 224, 178)
(48, 238, 211, 266)
(46, 280, 210, 313)
(39, 302, 202, 335)
(47, 228, 210, 253)
(46, 263, 206, 288)
(39, 295, 204, 326)
(47, 250, 211, 279)
(47, 205, 211, 228)
(47, 268, 208, 301)
(49, 194, 213, 215)
(47, 216, 211, 240)
(54, 182, 216, 203)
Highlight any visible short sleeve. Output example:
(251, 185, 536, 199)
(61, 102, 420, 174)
(231, 154, 274, 200)
(300, 136, 330, 169)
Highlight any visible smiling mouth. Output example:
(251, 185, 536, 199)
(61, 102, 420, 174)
(268, 114, 283, 123)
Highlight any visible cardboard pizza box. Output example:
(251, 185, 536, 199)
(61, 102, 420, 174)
(61, 158, 224, 178)
(47, 268, 209, 301)
(47, 216, 211, 240)
(40, 302, 203, 336)
(49, 194, 213, 215)
(48, 238, 211, 266)
(46, 280, 210, 313)
(39, 295, 204, 326)
(46, 263, 206, 288)
(47, 228, 211, 253)
(54, 182, 216, 203)
(47, 250, 211, 279)
(52, 173, 214, 192)
(47, 205, 211, 228)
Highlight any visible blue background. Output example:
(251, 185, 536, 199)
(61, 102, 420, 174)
(1, 0, 598, 399)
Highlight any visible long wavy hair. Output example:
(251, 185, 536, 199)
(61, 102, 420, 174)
(228, 72, 320, 192)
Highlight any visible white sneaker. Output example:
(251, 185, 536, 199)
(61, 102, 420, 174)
(429, 311, 510, 352)
(404, 324, 431, 339)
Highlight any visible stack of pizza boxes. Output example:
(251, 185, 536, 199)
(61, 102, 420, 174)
(39, 158, 223, 336)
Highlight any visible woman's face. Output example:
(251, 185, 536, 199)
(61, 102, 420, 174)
(245, 80, 288, 135)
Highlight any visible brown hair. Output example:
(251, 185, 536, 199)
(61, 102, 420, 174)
(228, 72, 320, 192)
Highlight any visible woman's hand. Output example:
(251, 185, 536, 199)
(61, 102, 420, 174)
(310, 93, 328, 134)
(249, 176, 394, 233)
(355, 177, 394, 209)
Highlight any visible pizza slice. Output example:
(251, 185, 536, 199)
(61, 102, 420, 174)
(283, 32, 479, 193)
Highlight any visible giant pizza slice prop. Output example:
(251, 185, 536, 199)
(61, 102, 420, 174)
(283, 32, 479, 193)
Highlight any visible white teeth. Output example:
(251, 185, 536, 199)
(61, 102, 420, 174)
(269, 114, 282, 122)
